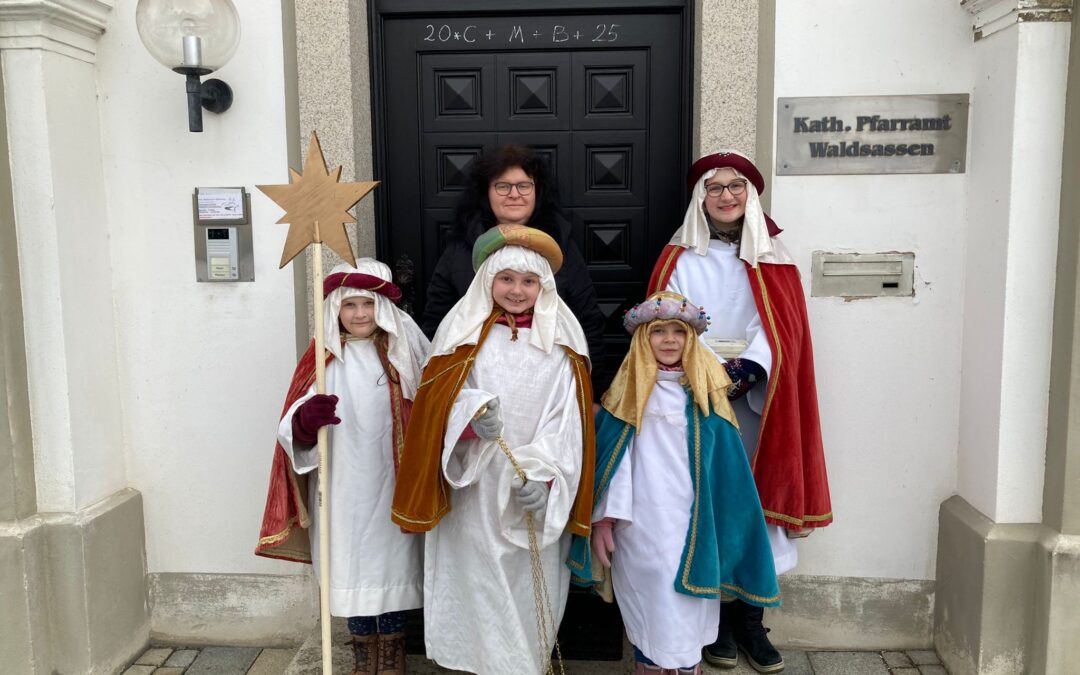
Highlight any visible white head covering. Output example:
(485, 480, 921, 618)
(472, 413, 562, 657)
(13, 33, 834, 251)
(428, 245, 590, 362)
(323, 259, 429, 399)
(669, 149, 795, 267)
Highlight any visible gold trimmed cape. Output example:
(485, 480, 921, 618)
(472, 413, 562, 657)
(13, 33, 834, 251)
(391, 311, 596, 535)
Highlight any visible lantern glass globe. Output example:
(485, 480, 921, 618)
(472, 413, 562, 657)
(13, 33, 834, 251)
(135, 0, 240, 73)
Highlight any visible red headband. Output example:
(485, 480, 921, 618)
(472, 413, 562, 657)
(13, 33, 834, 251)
(322, 272, 402, 304)
(687, 152, 782, 236)
(687, 152, 766, 194)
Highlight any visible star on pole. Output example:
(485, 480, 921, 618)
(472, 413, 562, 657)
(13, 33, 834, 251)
(257, 131, 379, 268)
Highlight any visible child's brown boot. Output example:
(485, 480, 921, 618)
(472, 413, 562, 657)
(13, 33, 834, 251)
(347, 634, 378, 675)
(377, 631, 407, 675)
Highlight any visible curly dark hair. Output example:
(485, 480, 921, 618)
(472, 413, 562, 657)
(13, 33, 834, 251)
(450, 143, 568, 245)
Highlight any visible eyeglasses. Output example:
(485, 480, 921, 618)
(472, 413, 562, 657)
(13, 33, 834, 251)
(492, 181, 535, 196)
(704, 180, 748, 198)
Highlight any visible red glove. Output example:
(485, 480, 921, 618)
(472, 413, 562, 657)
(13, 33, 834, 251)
(292, 394, 340, 446)
(591, 517, 616, 568)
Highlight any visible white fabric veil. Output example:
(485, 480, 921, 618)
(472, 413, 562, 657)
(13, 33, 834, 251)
(428, 246, 589, 363)
(668, 149, 795, 267)
(323, 259, 429, 399)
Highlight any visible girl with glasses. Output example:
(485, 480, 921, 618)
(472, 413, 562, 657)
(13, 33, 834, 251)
(647, 150, 833, 673)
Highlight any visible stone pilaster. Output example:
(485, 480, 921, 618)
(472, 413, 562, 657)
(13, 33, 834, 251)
(1030, 5, 1080, 673)
(0, 2, 149, 672)
(937, 3, 1077, 674)
(694, 0, 760, 161)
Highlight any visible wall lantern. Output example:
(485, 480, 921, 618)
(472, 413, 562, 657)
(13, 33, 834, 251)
(135, 0, 241, 132)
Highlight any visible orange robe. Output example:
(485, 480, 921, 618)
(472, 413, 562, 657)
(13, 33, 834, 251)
(391, 310, 595, 537)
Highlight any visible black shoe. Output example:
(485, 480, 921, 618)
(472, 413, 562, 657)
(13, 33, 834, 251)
(734, 603, 784, 673)
(702, 602, 739, 669)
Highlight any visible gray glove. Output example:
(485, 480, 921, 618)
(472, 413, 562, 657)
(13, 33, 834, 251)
(515, 479, 549, 513)
(470, 397, 503, 440)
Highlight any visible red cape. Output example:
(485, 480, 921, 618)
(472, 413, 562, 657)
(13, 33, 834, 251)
(254, 338, 412, 563)
(649, 245, 832, 530)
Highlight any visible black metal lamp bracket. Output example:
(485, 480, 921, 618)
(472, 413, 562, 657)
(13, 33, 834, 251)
(181, 69, 233, 133)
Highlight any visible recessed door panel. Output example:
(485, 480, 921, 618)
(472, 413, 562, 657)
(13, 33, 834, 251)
(497, 52, 571, 131)
(572, 50, 648, 131)
(421, 53, 496, 133)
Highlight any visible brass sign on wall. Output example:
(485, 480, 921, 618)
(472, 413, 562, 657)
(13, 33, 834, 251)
(776, 94, 969, 175)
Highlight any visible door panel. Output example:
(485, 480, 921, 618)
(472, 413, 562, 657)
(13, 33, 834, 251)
(421, 133, 493, 209)
(421, 53, 496, 133)
(572, 130, 648, 207)
(496, 52, 571, 131)
(571, 50, 648, 131)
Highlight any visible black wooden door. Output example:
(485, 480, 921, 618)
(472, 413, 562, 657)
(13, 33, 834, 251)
(370, 0, 693, 660)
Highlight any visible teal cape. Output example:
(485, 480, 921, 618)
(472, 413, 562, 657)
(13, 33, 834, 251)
(568, 401, 781, 607)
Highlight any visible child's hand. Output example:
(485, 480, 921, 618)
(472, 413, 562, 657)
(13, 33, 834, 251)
(514, 478, 549, 512)
(292, 394, 341, 445)
(591, 518, 616, 568)
(724, 358, 766, 400)
(470, 397, 503, 440)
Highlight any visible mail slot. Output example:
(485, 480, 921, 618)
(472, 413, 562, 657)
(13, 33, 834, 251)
(811, 252, 914, 297)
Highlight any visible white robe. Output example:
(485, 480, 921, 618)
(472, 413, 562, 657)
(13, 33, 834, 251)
(424, 324, 583, 675)
(278, 339, 424, 616)
(668, 240, 798, 574)
(596, 370, 720, 669)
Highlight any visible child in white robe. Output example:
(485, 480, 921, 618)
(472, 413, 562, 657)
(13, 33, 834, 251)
(574, 291, 779, 675)
(257, 259, 430, 675)
(391, 225, 595, 675)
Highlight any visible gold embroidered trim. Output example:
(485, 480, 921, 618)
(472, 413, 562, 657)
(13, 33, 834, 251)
(751, 266, 782, 471)
(389, 376, 405, 467)
(419, 356, 476, 388)
(597, 425, 631, 493)
(258, 549, 312, 564)
(390, 505, 450, 526)
(763, 509, 833, 527)
(680, 406, 707, 594)
(258, 516, 301, 547)
(654, 247, 681, 294)
(719, 583, 781, 605)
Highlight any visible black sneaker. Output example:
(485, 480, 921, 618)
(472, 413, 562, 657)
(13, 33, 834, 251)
(734, 604, 784, 673)
(702, 602, 738, 669)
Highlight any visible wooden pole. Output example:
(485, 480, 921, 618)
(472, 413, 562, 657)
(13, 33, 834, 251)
(311, 221, 333, 675)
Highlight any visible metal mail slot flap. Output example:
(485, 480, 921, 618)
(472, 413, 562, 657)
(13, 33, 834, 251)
(822, 261, 904, 276)
(811, 252, 914, 298)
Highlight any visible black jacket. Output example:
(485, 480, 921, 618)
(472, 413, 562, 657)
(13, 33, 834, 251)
(420, 237, 607, 390)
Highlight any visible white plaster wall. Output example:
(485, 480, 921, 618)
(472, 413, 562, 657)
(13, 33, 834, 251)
(770, 0, 973, 580)
(96, 0, 300, 576)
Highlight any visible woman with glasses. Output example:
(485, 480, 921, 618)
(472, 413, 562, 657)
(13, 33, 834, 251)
(420, 143, 606, 383)
(646, 150, 832, 674)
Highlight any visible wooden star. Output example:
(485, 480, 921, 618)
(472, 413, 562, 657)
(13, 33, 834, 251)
(257, 131, 379, 268)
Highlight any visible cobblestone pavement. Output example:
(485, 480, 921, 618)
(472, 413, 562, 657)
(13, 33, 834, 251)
(123, 642, 949, 675)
